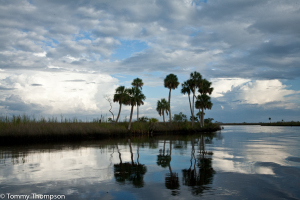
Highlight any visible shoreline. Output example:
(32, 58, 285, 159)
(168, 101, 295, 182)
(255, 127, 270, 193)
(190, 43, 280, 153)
(0, 121, 221, 145)
(220, 122, 300, 126)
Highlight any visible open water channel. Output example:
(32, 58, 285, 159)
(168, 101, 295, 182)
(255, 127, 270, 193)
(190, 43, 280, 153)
(0, 125, 300, 199)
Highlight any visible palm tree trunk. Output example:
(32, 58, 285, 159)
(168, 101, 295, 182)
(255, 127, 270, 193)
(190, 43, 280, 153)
(128, 105, 134, 130)
(137, 105, 139, 121)
(192, 88, 195, 126)
(169, 88, 172, 123)
(163, 140, 166, 156)
(199, 108, 201, 125)
(115, 103, 122, 123)
(188, 94, 193, 117)
(163, 112, 165, 124)
(201, 108, 204, 127)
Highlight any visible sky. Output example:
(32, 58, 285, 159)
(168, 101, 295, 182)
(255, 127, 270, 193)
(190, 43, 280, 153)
(0, 0, 300, 123)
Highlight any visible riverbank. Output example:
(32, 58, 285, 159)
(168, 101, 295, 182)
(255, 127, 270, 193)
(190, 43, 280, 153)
(0, 121, 221, 144)
(260, 121, 300, 126)
(221, 122, 300, 126)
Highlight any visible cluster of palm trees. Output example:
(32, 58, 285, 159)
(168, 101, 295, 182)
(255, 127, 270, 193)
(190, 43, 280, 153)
(113, 71, 213, 130)
(157, 71, 213, 127)
(113, 78, 145, 130)
(182, 71, 213, 127)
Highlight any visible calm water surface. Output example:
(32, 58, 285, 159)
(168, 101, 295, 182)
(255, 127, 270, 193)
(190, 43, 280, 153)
(1, 126, 300, 199)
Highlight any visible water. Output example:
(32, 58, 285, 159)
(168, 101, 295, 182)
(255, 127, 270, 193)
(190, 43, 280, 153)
(1, 126, 300, 199)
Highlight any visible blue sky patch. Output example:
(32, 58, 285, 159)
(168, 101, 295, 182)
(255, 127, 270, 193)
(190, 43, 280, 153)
(112, 39, 148, 60)
(74, 31, 92, 41)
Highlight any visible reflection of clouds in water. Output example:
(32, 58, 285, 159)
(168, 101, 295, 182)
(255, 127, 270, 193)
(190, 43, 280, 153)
(245, 143, 289, 165)
(213, 131, 294, 175)
(222, 125, 293, 134)
(255, 166, 275, 175)
(215, 126, 300, 176)
(213, 150, 275, 175)
(0, 148, 119, 184)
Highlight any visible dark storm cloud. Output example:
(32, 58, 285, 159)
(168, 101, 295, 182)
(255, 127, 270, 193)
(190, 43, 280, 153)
(0, 94, 47, 113)
(0, 0, 299, 79)
(0, 86, 15, 90)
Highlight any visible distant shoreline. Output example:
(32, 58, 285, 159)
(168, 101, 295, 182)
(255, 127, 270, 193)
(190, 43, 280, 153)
(220, 122, 300, 126)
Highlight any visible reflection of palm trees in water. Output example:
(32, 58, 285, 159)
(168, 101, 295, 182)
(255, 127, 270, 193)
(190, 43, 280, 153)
(182, 135, 215, 196)
(157, 140, 180, 196)
(114, 139, 147, 188)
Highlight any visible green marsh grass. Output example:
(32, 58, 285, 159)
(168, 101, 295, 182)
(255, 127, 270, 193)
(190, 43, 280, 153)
(0, 115, 221, 144)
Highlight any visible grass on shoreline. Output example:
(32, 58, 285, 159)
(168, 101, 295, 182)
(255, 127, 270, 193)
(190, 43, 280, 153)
(260, 121, 300, 126)
(0, 115, 221, 144)
(221, 121, 300, 126)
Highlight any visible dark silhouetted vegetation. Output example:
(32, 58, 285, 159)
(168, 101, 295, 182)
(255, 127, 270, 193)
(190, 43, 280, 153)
(0, 114, 221, 144)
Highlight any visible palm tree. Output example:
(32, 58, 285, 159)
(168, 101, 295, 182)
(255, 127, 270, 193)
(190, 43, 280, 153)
(125, 87, 146, 130)
(156, 98, 169, 124)
(198, 79, 214, 126)
(181, 81, 193, 118)
(132, 78, 144, 121)
(164, 74, 179, 123)
(195, 94, 213, 127)
(189, 72, 202, 126)
(113, 86, 129, 123)
(199, 79, 214, 95)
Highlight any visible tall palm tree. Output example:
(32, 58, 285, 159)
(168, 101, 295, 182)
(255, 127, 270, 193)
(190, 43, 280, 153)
(195, 94, 213, 127)
(156, 98, 169, 124)
(125, 87, 146, 130)
(189, 72, 202, 126)
(181, 81, 193, 118)
(132, 78, 144, 121)
(113, 86, 129, 123)
(164, 74, 179, 123)
(198, 79, 214, 126)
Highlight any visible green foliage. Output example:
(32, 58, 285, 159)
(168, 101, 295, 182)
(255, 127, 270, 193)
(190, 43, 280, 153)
(138, 116, 149, 122)
(190, 116, 199, 122)
(108, 118, 114, 122)
(149, 118, 159, 123)
(130, 122, 149, 132)
(131, 78, 144, 89)
(173, 112, 187, 122)
(125, 87, 146, 107)
(156, 98, 169, 122)
(199, 79, 214, 95)
(125, 86, 146, 130)
(113, 86, 129, 123)
(195, 94, 213, 110)
(164, 74, 180, 90)
(204, 118, 214, 124)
